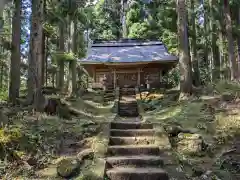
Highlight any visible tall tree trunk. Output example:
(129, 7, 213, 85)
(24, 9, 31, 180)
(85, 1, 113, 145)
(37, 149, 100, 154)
(121, 0, 127, 38)
(71, 20, 77, 95)
(44, 37, 48, 86)
(0, 45, 2, 88)
(0, 0, 9, 30)
(0, 64, 3, 88)
(177, 0, 192, 96)
(203, 2, 212, 81)
(237, 7, 240, 77)
(41, 31, 45, 86)
(190, 0, 200, 86)
(224, 0, 238, 80)
(52, 73, 55, 87)
(27, 0, 44, 111)
(57, 24, 65, 91)
(41, 0, 46, 86)
(68, 20, 77, 95)
(209, 0, 220, 80)
(219, 29, 224, 79)
(9, 0, 21, 104)
(203, 3, 209, 66)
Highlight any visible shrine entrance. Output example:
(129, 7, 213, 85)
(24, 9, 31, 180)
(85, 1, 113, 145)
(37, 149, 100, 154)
(116, 72, 138, 88)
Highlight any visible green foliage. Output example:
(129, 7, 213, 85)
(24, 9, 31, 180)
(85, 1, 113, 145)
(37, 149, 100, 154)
(126, 8, 141, 27)
(43, 23, 57, 37)
(199, 64, 211, 85)
(161, 30, 178, 54)
(162, 68, 180, 88)
(89, 0, 121, 39)
(77, 32, 87, 58)
(213, 81, 240, 97)
(128, 22, 149, 39)
(53, 52, 76, 62)
(0, 89, 8, 101)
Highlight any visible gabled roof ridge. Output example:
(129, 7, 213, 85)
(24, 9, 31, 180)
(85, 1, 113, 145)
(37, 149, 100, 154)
(92, 41, 163, 47)
(92, 38, 163, 47)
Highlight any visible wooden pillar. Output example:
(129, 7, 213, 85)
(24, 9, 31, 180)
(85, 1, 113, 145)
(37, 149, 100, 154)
(159, 69, 162, 82)
(113, 68, 116, 89)
(137, 68, 141, 86)
(92, 67, 95, 82)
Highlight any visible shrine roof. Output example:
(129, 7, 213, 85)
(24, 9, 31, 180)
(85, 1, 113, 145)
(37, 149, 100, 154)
(80, 39, 178, 64)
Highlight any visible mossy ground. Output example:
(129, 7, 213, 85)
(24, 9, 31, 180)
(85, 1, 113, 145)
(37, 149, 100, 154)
(137, 81, 240, 179)
(0, 90, 114, 179)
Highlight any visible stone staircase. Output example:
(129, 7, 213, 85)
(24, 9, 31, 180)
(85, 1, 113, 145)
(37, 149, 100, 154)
(105, 89, 169, 180)
(118, 88, 139, 117)
(103, 86, 115, 103)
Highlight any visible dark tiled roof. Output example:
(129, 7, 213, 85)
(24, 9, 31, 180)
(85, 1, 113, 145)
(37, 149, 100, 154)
(80, 39, 178, 64)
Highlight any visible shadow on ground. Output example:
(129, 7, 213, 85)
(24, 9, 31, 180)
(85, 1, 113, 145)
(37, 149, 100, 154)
(138, 82, 240, 179)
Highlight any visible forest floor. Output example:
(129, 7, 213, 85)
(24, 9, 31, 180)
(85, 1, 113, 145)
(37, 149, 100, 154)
(0, 90, 115, 180)
(137, 81, 240, 179)
(0, 81, 240, 179)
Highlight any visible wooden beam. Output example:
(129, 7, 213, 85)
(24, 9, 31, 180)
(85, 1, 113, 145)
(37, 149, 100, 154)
(116, 69, 143, 73)
(137, 68, 140, 86)
(159, 69, 162, 82)
(80, 60, 178, 65)
(92, 67, 96, 82)
(113, 68, 116, 89)
(104, 60, 177, 66)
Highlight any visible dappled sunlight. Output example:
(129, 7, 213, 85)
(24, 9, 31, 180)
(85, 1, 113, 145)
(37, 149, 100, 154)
(138, 86, 240, 179)
(66, 94, 114, 117)
(0, 88, 116, 179)
(150, 105, 182, 121)
(215, 112, 240, 135)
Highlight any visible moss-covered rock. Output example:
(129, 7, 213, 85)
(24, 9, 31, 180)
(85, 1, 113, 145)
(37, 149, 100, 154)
(57, 158, 80, 178)
(77, 148, 94, 161)
(177, 133, 205, 156)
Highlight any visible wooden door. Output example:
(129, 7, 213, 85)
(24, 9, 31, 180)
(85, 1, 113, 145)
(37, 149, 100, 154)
(117, 73, 137, 88)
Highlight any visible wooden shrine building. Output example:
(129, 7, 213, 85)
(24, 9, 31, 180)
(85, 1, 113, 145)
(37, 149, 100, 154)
(80, 39, 178, 90)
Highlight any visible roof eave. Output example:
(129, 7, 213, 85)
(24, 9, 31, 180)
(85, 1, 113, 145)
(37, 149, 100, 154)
(79, 58, 178, 65)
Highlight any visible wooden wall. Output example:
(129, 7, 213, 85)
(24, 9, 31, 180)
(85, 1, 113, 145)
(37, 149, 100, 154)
(82, 62, 175, 89)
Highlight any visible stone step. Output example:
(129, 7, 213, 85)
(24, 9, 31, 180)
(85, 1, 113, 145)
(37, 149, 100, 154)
(109, 136, 155, 145)
(118, 110, 138, 112)
(119, 105, 137, 107)
(104, 96, 114, 98)
(119, 108, 138, 111)
(107, 145, 160, 156)
(119, 106, 137, 109)
(119, 107, 137, 109)
(119, 107, 138, 110)
(118, 108, 138, 110)
(111, 122, 153, 129)
(104, 94, 114, 97)
(119, 103, 137, 105)
(110, 129, 155, 137)
(106, 167, 169, 180)
(118, 114, 139, 118)
(115, 117, 141, 122)
(118, 111, 138, 114)
(106, 155, 164, 168)
(119, 102, 137, 105)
